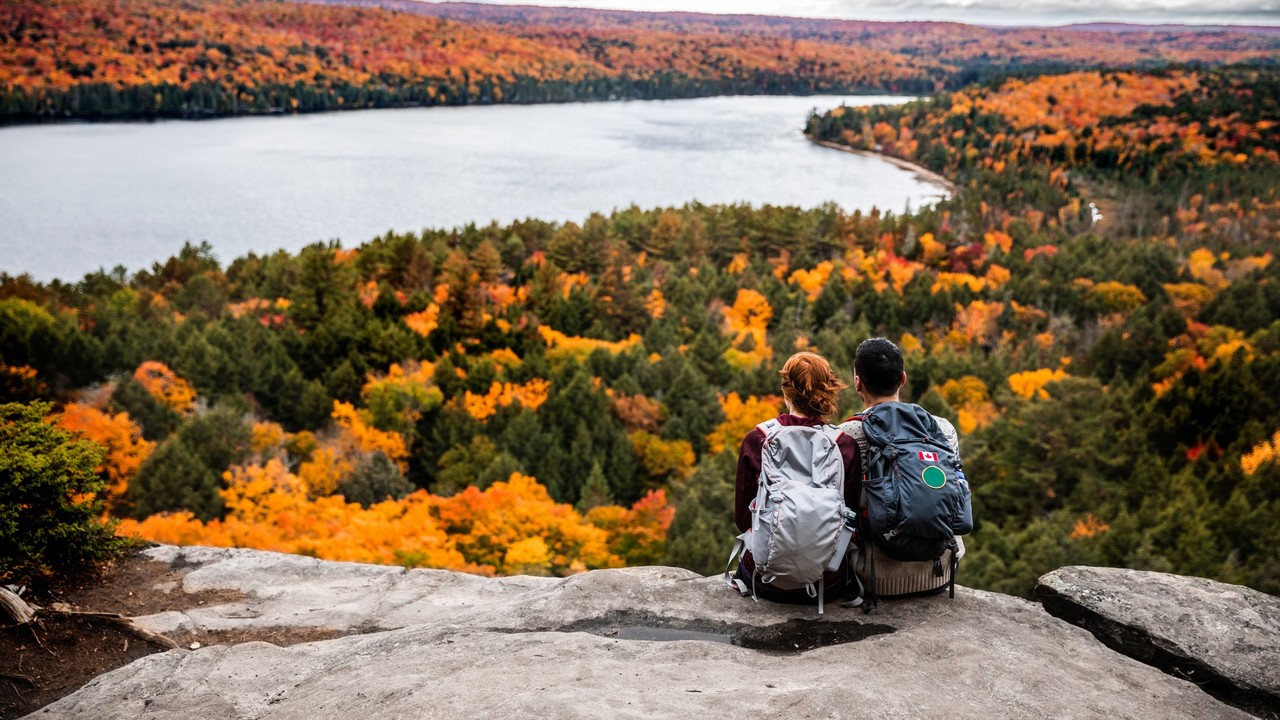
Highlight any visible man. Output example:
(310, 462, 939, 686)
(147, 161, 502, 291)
(849, 337, 959, 454)
(840, 337, 966, 602)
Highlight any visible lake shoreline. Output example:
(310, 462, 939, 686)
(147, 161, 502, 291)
(807, 136, 957, 197)
(0, 89, 905, 129)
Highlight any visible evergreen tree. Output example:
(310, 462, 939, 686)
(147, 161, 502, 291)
(663, 450, 736, 575)
(175, 404, 252, 478)
(576, 461, 612, 512)
(110, 373, 180, 441)
(660, 363, 723, 456)
(339, 451, 414, 507)
(0, 401, 119, 584)
(129, 437, 223, 520)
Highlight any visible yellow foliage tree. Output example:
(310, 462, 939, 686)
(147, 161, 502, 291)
(331, 401, 409, 467)
(537, 326, 642, 363)
(788, 261, 835, 302)
(460, 379, 551, 422)
(1187, 248, 1228, 290)
(1163, 282, 1215, 317)
(705, 392, 784, 454)
(1088, 281, 1148, 313)
(629, 431, 696, 480)
(1241, 430, 1280, 476)
(434, 473, 621, 574)
(722, 289, 773, 369)
(1008, 368, 1069, 400)
(937, 376, 998, 434)
(583, 489, 675, 566)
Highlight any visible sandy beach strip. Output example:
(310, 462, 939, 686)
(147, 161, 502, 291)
(808, 137, 958, 197)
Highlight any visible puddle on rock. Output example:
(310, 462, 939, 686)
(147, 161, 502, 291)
(532, 610, 893, 654)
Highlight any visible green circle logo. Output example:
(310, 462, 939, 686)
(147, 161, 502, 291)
(922, 466, 947, 489)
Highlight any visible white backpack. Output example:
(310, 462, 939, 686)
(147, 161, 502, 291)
(724, 419, 856, 615)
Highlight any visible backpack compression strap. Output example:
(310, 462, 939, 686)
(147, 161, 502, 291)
(724, 531, 753, 599)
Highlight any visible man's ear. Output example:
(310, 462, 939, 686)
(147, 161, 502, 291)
(853, 374, 864, 394)
(899, 371, 908, 391)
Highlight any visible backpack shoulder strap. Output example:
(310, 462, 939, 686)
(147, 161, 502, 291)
(821, 424, 844, 446)
(933, 415, 961, 457)
(837, 416, 866, 445)
(756, 418, 782, 439)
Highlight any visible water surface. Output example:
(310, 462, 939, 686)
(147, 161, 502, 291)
(0, 95, 943, 281)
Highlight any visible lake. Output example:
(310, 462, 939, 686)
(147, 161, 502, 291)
(0, 95, 945, 282)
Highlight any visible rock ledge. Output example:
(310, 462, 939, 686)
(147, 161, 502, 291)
(25, 547, 1259, 719)
(1038, 565, 1280, 719)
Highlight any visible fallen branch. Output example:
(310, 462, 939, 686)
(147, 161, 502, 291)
(38, 609, 179, 650)
(0, 672, 36, 685)
(0, 587, 36, 624)
(2, 586, 178, 650)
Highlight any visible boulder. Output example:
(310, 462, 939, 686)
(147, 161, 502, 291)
(1038, 565, 1280, 718)
(26, 546, 1252, 719)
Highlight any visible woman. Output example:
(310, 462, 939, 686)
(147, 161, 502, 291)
(733, 351, 860, 603)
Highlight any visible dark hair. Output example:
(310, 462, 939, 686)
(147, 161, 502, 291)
(854, 337, 904, 398)
(780, 352, 847, 419)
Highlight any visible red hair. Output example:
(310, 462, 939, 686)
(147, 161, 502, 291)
(779, 352, 847, 419)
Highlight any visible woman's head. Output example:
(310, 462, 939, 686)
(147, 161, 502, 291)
(779, 352, 847, 419)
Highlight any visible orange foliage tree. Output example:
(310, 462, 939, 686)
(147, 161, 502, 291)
(119, 467, 674, 577)
(133, 361, 196, 413)
(54, 402, 154, 507)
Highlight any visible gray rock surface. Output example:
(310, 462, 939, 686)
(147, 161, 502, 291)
(1038, 565, 1280, 718)
(28, 546, 1256, 719)
(134, 545, 558, 635)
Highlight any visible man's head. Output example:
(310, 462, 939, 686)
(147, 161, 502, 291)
(854, 337, 905, 402)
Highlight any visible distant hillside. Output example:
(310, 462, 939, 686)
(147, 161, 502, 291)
(1062, 22, 1280, 36)
(310, 0, 1280, 67)
(3, 0, 1278, 122)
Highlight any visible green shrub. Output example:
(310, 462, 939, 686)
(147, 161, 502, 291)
(0, 401, 123, 584)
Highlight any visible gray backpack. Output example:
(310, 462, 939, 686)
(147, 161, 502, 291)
(724, 419, 856, 615)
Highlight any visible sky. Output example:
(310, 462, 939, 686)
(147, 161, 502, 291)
(442, 0, 1280, 26)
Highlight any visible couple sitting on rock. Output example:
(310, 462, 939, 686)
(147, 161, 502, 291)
(730, 337, 968, 609)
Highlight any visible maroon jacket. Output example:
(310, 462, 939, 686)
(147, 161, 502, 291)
(734, 414, 862, 532)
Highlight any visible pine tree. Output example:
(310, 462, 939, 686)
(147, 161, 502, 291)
(175, 404, 252, 477)
(111, 374, 180, 441)
(128, 437, 222, 520)
(663, 451, 736, 575)
(339, 451, 414, 507)
(660, 363, 723, 456)
(577, 461, 612, 512)
(0, 401, 119, 584)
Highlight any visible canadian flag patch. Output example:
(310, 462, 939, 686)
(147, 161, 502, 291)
(918, 451, 938, 462)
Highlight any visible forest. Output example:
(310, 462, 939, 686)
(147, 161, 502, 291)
(2, 0, 1279, 598)
(3, 59, 1279, 597)
(3, 0, 1280, 121)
